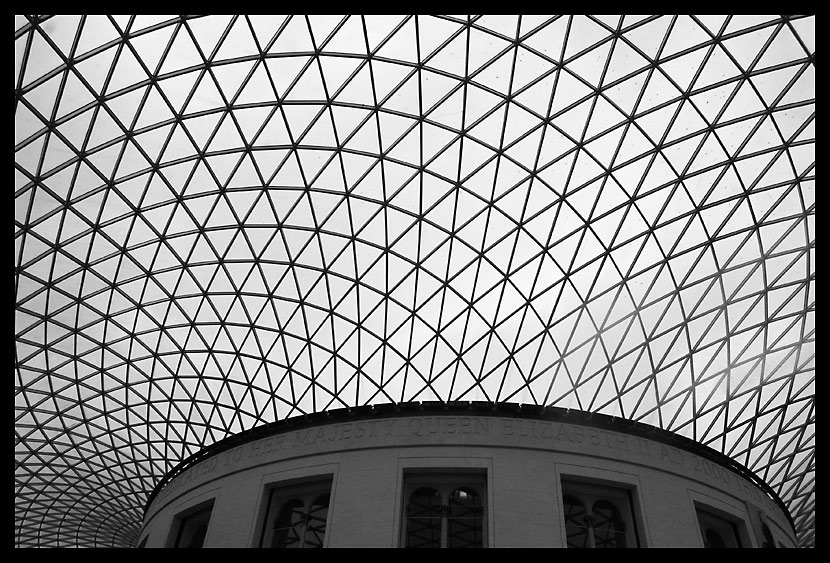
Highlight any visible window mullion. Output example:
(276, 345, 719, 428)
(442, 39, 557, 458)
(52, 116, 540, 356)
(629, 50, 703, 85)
(441, 491, 449, 548)
(586, 513, 597, 548)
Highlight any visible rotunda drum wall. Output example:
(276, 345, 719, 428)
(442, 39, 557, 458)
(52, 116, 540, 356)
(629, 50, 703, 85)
(142, 411, 796, 547)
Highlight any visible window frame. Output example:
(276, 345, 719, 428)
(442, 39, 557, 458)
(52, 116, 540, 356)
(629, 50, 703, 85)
(257, 476, 333, 548)
(559, 476, 642, 548)
(694, 502, 748, 548)
(167, 498, 215, 548)
(400, 470, 488, 548)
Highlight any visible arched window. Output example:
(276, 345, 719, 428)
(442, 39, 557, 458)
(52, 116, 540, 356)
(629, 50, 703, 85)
(304, 494, 330, 548)
(171, 502, 214, 548)
(406, 487, 442, 548)
(272, 498, 305, 548)
(704, 528, 726, 548)
(560, 479, 639, 548)
(695, 505, 744, 548)
(403, 473, 487, 548)
(592, 500, 627, 548)
(259, 479, 333, 548)
(563, 495, 589, 548)
(447, 488, 483, 548)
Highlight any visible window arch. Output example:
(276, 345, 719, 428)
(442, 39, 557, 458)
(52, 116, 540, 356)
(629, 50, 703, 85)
(304, 494, 330, 548)
(447, 487, 483, 548)
(259, 479, 333, 548)
(272, 498, 305, 548)
(695, 505, 744, 548)
(563, 495, 589, 548)
(170, 501, 214, 548)
(560, 479, 639, 548)
(403, 473, 487, 548)
(406, 487, 443, 548)
(704, 528, 726, 548)
(592, 500, 627, 548)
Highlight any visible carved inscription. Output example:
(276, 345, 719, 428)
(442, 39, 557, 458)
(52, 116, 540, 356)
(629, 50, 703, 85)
(293, 419, 398, 447)
(501, 419, 643, 454)
(408, 416, 490, 436)
(155, 456, 219, 502)
(153, 415, 782, 519)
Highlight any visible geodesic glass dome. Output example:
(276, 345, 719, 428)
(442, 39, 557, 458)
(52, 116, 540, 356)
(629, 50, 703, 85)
(14, 15, 814, 548)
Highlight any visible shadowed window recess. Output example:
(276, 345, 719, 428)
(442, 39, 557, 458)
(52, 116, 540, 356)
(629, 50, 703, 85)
(404, 473, 486, 548)
(696, 504, 747, 549)
(170, 501, 214, 548)
(561, 479, 640, 548)
(259, 479, 332, 548)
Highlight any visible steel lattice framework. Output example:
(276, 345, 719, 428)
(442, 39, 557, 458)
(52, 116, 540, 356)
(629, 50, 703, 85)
(14, 15, 814, 548)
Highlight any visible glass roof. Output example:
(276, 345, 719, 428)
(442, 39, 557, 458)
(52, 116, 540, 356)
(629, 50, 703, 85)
(14, 15, 814, 547)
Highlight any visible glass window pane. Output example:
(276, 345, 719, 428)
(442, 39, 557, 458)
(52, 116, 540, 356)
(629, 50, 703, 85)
(406, 487, 442, 548)
(592, 500, 627, 548)
(696, 508, 743, 548)
(304, 494, 330, 548)
(174, 505, 213, 548)
(260, 479, 332, 549)
(447, 487, 483, 548)
(272, 498, 305, 548)
(563, 495, 589, 548)
(705, 528, 726, 548)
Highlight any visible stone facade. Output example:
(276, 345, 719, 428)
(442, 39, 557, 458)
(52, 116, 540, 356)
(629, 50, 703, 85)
(140, 409, 796, 548)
